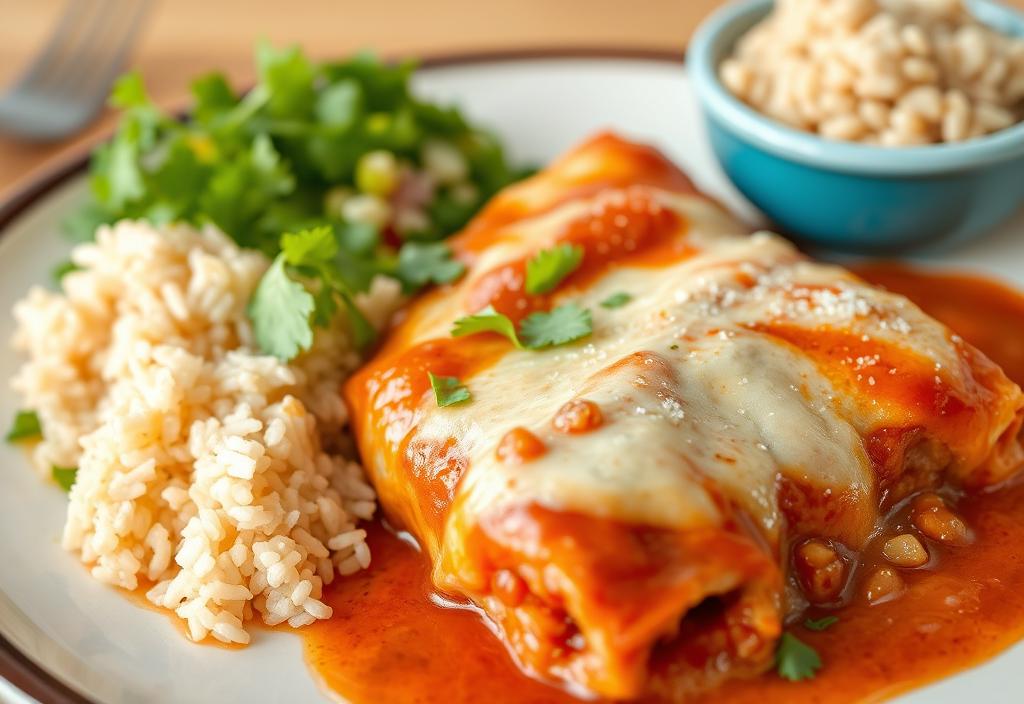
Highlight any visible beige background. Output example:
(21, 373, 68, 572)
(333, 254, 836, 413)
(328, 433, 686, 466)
(2, 0, 1023, 201)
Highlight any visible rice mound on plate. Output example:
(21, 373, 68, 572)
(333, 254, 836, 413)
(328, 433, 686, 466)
(10, 220, 402, 644)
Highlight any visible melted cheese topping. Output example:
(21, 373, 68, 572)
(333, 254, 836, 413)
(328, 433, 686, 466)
(356, 180, 1021, 550)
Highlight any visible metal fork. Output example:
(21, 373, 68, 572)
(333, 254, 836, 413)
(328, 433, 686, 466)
(0, 0, 153, 142)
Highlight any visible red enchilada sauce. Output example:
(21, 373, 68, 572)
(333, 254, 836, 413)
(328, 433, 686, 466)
(303, 265, 1024, 703)
(463, 190, 691, 324)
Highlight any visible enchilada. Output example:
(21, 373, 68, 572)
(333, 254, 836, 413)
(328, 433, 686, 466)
(344, 133, 1024, 699)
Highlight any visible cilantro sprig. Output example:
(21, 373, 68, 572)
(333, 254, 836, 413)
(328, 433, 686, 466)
(775, 632, 822, 682)
(520, 303, 592, 349)
(249, 257, 316, 360)
(428, 372, 471, 407)
(397, 242, 465, 291)
(451, 306, 523, 348)
(249, 227, 375, 360)
(450, 303, 592, 350)
(525, 244, 583, 295)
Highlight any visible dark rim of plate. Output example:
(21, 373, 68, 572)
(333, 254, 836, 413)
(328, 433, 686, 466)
(0, 46, 683, 704)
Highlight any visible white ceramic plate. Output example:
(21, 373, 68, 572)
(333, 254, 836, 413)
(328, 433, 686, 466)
(1, 53, 1023, 704)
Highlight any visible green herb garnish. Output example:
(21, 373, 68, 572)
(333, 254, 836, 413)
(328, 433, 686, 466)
(525, 244, 583, 295)
(451, 302, 593, 351)
(52, 466, 77, 492)
(51, 260, 81, 284)
(249, 256, 316, 360)
(280, 225, 340, 267)
(249, 226, 375, 360)
(775, 632, 822, 682)
(451, 306, 522, 348)
(397, 242, 465, 291)
(803, 616, 838, 632)
(71, 45, 527, 340)
(600, 292, 632, 309)
(519, 303, 592, 349)
(428, 372, 471, 407)
(6, 411, 42, 443)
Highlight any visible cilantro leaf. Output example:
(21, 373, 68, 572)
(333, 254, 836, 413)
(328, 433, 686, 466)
(600, 292, 632, 309)
(803, 616, 838, 632)
(255, 41, 316, 119)
(253, 228, 377, 355)
(324, 52, 414, 110)
(451, 306, 522, 348)
(109, 72, 150, 110)
(52, 259, 81, 284)
(6, 410, 42, 443)
(90, 73, 164, 213)
(52, 466, 77, 492)
(92, 126, 145, 211)
(316, 79, 363, 129)
(199, 134, 296, 251)
(281, 225, 338, 268)
(146, 139, 209, 217)
(249, 256, 316, 360)
(775, 633, 822, 682)
(428, 372, 471, 407)
(397, 242, 465, 291)
(519, 303, 592, 349)
(525, 243, 583, 295)
(190, 73, 237, 124)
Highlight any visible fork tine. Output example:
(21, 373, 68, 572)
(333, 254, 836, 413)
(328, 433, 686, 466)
(13, 0, 103, 92)
(45, 0, 128, 98)
(0, 0, 151, 140)
(70, 0, 153, 111)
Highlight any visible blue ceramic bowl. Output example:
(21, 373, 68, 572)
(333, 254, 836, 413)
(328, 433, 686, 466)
(689, 0, 1024, 252)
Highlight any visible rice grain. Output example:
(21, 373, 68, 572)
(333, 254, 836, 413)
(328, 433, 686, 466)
(11, 220, 403, 644)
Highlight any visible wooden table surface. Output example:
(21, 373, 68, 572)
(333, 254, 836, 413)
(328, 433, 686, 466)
(2, 0, 1023, 203)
